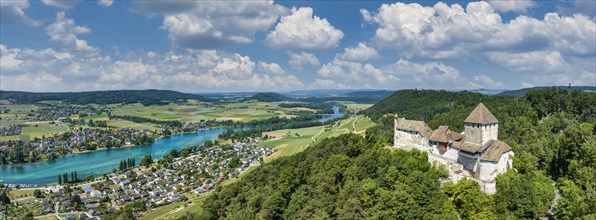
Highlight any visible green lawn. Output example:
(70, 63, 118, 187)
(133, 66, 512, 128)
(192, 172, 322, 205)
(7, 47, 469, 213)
(141, 194, 208, 220)
(8, 189, 35, 199)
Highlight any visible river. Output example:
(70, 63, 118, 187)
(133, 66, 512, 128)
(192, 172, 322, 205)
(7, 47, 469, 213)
(0, 106, 344, 185)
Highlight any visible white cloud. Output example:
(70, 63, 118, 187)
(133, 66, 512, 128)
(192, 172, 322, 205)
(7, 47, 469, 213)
(472, 74, 505, 89)
(134, 0, 287, 49)
(98, 0, 113, 7)
(258, 62, 285, 75)
(487, 0, 534, 13)
(0, 45, 304, 92)
(287, 51, 320, 69)
(337, 42, 379, 62)
(314, 58, 510, 90)
(362, 1, 596, 59)
(0, 0, 39, 26)
(266, 7, 344, 50)
(41, 0, 78, 9)
(45, 12, 95, 51)
(486, 50, 567, 72)
(317, 59, 398, 89)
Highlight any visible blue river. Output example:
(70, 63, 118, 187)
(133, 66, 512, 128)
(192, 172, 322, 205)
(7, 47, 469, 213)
(0, 106, 344, 185)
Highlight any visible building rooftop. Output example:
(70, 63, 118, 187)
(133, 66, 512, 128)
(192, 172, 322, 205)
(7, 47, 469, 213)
(480, 140, 512, 162)
(429, 126, 464, 143)
(464, 103, 499, 124)
(395, 118, 433, 137)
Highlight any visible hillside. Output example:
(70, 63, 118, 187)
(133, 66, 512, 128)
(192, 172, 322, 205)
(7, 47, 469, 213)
(0, 90, 210, 105)
(363, 90, 489, 123)
(247, 92, 290, 102)
(497, 86, 595, 96)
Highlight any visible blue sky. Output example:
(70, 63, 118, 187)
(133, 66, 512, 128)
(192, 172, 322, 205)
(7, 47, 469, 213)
(0, 0, 594, 92)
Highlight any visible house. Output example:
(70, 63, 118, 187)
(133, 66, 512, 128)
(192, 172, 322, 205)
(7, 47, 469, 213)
(393, 103, 514, 194)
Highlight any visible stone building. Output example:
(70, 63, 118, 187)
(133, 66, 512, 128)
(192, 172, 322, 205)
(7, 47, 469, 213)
(393, 103, 514, 194)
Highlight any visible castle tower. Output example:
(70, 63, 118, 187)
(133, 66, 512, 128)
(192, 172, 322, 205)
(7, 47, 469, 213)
(464, 103, 499, 146)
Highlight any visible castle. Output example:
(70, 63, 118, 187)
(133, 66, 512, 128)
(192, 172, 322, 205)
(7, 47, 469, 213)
(393, 103, 514, 194)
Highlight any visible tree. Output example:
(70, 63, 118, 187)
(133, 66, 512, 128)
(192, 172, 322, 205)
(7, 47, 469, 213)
(204, 140, 213, 148)
(0, 191, 10, 205)
(140, 154, 153, 167)
(33, 189, 43, 198)
(58, 175, 62, 185)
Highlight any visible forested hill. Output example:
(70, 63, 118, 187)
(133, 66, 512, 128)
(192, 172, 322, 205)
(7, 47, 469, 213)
(0, 90, 210, 105)
(364, 90, 492, 123)
(247, 92, 290, 102)
(497, 86, 595, 96)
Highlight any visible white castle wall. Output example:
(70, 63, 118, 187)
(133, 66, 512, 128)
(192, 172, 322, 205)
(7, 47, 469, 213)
(478, 151, 514, 181)
(394, 129, 428, 151)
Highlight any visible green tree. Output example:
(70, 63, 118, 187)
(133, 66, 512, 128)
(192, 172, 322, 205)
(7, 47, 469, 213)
(140, 154, 153, 167)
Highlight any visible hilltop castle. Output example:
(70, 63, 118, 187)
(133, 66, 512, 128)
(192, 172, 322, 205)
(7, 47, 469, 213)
(393, 103, 514, 194)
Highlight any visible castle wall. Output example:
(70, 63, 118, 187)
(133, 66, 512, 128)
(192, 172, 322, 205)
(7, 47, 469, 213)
(481, 123, 499, 145)
(478, 151, 514, 182)
(430, 143, 459, 162)
(394, 129, 428, 151)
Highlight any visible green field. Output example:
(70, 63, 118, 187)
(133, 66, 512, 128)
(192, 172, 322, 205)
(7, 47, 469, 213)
(0, 122, 70, 141)
(140, 193, 208, 220)
(259, 115, 375, 162)
(110, 101, 312, 123)
(8, 189, 35, 199)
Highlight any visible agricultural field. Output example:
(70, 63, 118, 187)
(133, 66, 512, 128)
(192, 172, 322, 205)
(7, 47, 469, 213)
(258, 115, 375, 162)
(0, 104, 39, 119)
(110, 101, 317, 123)
(0, 121, 69, 141)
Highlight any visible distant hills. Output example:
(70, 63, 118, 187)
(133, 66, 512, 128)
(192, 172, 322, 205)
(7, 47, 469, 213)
(496, 86, 596, 96)
(247, 92, 291, 102)
(0, 90, 210, 105)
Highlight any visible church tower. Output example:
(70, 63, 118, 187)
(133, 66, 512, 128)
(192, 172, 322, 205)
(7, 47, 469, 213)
(464, 103, 499, 146)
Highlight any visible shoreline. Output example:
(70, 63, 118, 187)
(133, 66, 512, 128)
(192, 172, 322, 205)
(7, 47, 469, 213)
(0, 128, 215, 166)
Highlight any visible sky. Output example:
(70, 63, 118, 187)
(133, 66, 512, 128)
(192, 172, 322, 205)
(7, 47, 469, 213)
(0, 0, 595, 92)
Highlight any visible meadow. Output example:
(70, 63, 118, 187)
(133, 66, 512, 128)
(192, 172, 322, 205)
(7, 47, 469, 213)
(109, 100, 320, 123)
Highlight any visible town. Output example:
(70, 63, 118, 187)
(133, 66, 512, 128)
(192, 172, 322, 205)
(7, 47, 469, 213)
(1, 140, 275, 219)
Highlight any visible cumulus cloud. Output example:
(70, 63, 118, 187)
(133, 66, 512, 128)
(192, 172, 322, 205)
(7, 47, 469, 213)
(337, 42, 379, 62)
(41, 0, 78, 9)
(98, 0, 113, 7)
(133, 0, 287, 49)
(266, 7, 344, 50)
(487, 0, 534, 13)
(0, 45, 304, 92)
(45, 12, 95, 51)
(362, 1, 595, 59)
(486, 50, 567, 72)
(313, 58, 512, 90)
(287, 51, 320, 69)
(0, 0, 40, 26)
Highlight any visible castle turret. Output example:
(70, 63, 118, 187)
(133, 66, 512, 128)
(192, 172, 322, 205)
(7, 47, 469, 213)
(463, 103, 499, 146)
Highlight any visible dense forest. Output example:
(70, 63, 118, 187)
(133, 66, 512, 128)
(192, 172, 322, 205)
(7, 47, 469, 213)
(496, 86, 595, 96)
(181, 88, 594, 219)
(0, 90, 210, 105)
